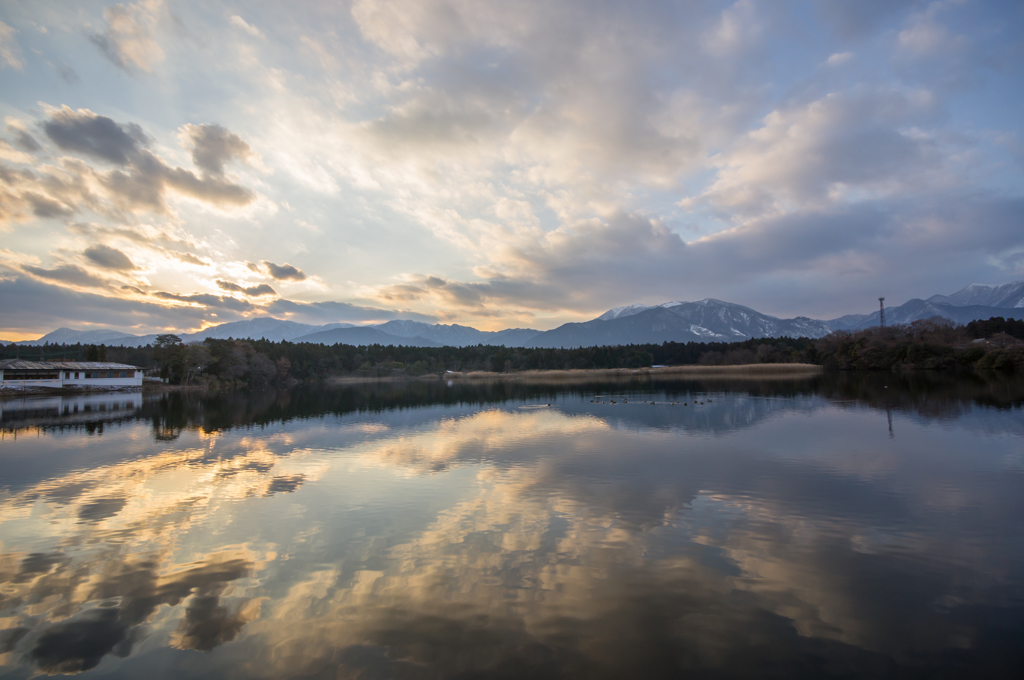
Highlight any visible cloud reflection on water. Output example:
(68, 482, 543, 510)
(0, 378, 1022, 677)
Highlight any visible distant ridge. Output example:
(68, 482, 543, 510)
(826, 281, 1024, 331)
(529, 299, 834, 349)
(293, 326, 443, 347)
(27, 328, 140, 345)
(365, 320, 542, 347)
(926, 280, 1024, 309)
(14, 280, 1024, 349)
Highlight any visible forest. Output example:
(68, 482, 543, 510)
(2, 316, 1022, 386)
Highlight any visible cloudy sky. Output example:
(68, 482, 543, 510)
(0, 0, 1022, 339)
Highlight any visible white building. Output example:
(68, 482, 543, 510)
(0, 360, 144, 389)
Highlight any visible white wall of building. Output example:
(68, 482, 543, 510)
(61, 370, 143, 387)
(0, 376, 64, 388)
(1, 369, 143, 388)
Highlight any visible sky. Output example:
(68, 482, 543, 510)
(0, 0, 1022, 340)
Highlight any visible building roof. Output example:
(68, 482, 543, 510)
(0, 360, 140, 370)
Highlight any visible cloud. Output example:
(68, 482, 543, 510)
(77, 495, 128, 523)
(179, 124, 258, 176)
(6, 121, 42, 152)
(147, 159, 255, 206)
(245, 260, 308, 282)
(376, 212, 689, 314)
(265, 474, 305, 495)
(22, 191, 74, 218)
(2, 106, 258, 222)
(84, 244, 136, 270)
(28, 554, 251, 673)
(43, 105, 150, 165)
(264, 298, 438, 325)
(170, 251, 209, 266)
(703, 0, 761, 57)
(66, 222, 213, 271)
(89, 0, 166, 73)
(826, 51, 853, 66)
(817, 0, 920, 40)
(690, 88, 943, 216)
(262, 261, 306, 281)
(21, 264, 111, 289)
(173, 593, 258, 652)
(152, 291, 255, 312)
(28, 608, 126, 673)
(0, 0, 1021, 334)
(0, 162, 90, 227)
(54, 61, 79, 83)
(242, 285, 276, 299)
(0, 21, 24, 70)
(367, 190, 1024, 322)
(897, 13, 954, 57)
(679, 193, 1023, 315)
(0, 275, 432, 338)
(0, 272, 438, 336)
(220, 0, 997, 326)
(891, 4, 975, 89)
(334, 0, 740, 218)
(230, 15, 264, 39)
(216, 280, 277, 297)
(0, 140, 34, 165)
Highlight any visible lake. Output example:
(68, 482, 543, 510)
(1, 372, 1023, 678)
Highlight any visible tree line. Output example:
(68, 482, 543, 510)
(2, 316, 1021, 386)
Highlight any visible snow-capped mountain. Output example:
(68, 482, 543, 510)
(596, 302, 689, 321)
(26, 328, 142, 345)
(926, 281, 1024, 309)
(598, 304, 652, 321)
(528, 299, 835, 348)
(827, 281, 1024, 331)
(827, 300, 1024, 331)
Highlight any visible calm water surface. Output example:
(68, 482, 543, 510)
(1, 373, 1023, 678)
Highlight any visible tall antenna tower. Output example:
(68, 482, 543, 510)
(879, 297, 886, 329)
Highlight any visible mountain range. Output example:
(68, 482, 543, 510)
(14, 281, 1024, 349)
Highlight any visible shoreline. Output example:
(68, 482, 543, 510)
(327, 363, 824, 385)
(3, 364, 825, 397)
(442, 364, 823, 382)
